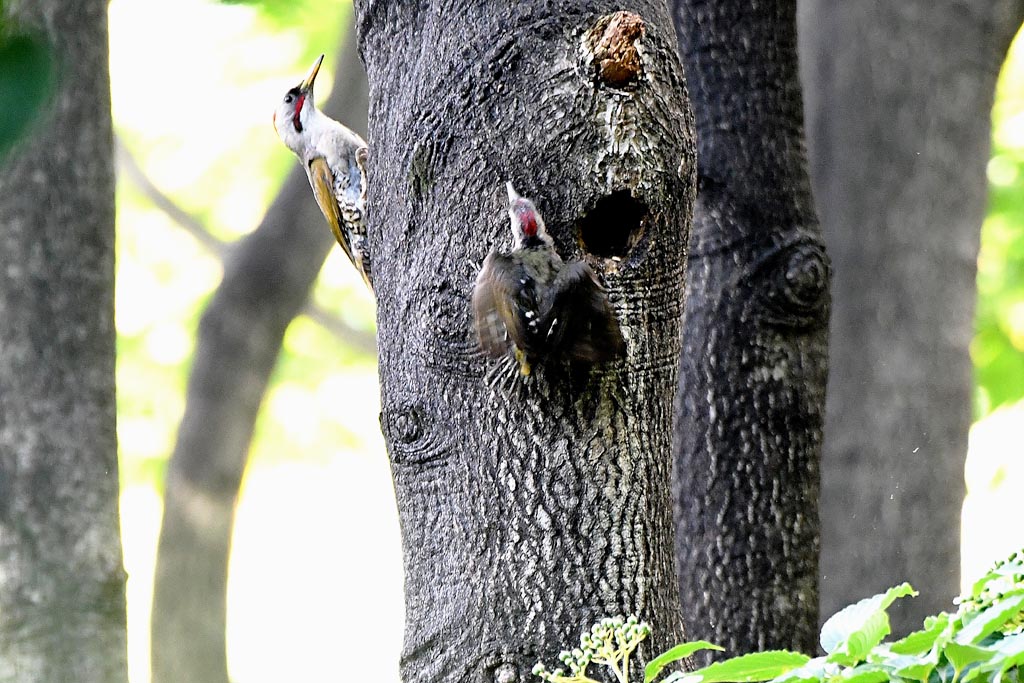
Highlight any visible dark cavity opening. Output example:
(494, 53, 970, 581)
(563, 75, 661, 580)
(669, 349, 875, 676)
(577, 190, 647, 259)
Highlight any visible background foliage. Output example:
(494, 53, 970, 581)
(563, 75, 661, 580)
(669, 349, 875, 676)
(106, 1, 396, 681)
(977, 39, 1024, 418)
(535, 551, 1024, 683)
(0, 18, 54, 161)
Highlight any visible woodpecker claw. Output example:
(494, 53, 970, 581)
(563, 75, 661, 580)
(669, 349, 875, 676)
(485, 355, 523, 396)
(514, 348, 532, 377)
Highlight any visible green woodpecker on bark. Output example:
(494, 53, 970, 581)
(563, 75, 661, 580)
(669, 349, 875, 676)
(473, 182, 625, 377)
(274, 54, 371, 287)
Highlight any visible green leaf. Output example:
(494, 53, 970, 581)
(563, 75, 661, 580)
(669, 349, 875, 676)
(891, 655, 935, 682)
(995, 633, 1024, 658)
(969, 557, 1024, 599)
(645, 641, 725, 683)
(834, 611, 891, 665)
(970, 552, 1024, 590)
(944, 642, 995, 673)
(990, 636, 1024, 681)
(865, 646, 938, 682)
(677, 651, 811, 683)
(956, 593, 1024, 644)
(959, 634, 1024, 682)
(831, 666, 891, 683)
(0, 30, 55, 161)
(820, 584, 918, 662)
(959, 665, 985, 683)
(890, 614, 950, 655)
(767, 655, 829, 683)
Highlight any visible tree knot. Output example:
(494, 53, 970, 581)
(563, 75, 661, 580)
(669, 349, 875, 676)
(390, 406, 423, 444)
(381, 401, 448, 468)
(583, 11, 646, 88)
(755, 239, 831, 330)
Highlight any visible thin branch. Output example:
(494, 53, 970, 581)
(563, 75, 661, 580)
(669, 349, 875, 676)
(114, 136, 376, 354)
(115, 139, 229, 256)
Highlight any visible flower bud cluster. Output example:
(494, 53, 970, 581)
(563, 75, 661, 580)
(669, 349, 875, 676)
(532, 615, 651, 683)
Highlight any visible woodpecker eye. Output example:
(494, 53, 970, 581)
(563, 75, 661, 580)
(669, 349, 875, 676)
(284, 94, 294, 104)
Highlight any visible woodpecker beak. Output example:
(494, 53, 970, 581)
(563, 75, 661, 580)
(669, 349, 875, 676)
(506, 181, 520, 203)
(300, 54, 324, 93)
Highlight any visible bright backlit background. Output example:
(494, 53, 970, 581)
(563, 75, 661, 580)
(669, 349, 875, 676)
(106, 2, 1024, 681)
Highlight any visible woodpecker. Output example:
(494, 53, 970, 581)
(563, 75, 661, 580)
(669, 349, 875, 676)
(274, 54, 371, 287)
(473, 182, 625, 377)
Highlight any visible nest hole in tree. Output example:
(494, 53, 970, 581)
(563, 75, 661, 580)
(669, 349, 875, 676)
(576, 190, 647, 259)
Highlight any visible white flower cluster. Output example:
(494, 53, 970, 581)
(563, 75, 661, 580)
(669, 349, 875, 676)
(532, 615, 651, 683)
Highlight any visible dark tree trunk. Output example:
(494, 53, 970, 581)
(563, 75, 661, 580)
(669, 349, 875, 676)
(0, 1, 127, 682)
(670, 0, 829, 658)
(799, 0, 1024, 634)
(150, 28, 369, 683)
(355, 2, 695, 681)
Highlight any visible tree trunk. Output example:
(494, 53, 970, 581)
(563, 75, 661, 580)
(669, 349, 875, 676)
(355, 2, 695, 681)
(0, 1, 127, 682)
(150, 27, 369, 683)
(670, 0, 829, 658)
(799, 0, 1024, 634)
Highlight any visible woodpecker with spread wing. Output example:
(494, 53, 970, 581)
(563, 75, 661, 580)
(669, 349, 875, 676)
(274, 54, 371, 287)
(473, 182, 625, 377)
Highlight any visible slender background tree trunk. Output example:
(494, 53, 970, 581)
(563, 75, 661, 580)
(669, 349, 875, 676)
(670, 0, 829, 658)
(355, 2, 695, 680)
(799, 0, 1024, 634)
(0, 1, 128, 681)
(150, 26, 369, 683)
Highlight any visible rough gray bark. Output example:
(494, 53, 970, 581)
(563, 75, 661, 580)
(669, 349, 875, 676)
(799, 0, 1024, 634)
(670, 0, 829, 657)
(0, 1, 127, 682)
(150, 28, 369, 683)
(355, 2, 695, 681)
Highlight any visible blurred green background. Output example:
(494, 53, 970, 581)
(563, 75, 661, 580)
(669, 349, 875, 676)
(97, 0, 1024, 681)
(109, 1, 399, 681)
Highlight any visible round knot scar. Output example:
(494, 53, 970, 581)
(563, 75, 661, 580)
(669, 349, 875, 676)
(584, 11, 647, 88)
